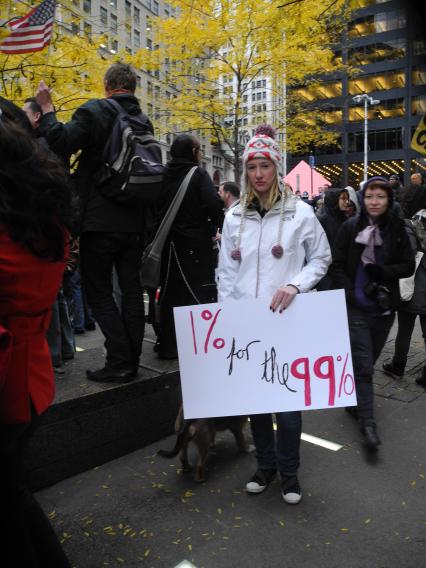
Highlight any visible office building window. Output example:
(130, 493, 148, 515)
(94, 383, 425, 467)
(110, 0, 117, 8)
(349, 97, 404, 121)
(413, 38, 426, 56)
(134, 30, 140, 49)
(110, 39, 118, 53)
(83, 0, 91, 13)
(348, 39, 405, 66)
(125, 0, 131, 19)
(412, 96, 426, 115)
(412, 65, 426, 86)
(294, 80, 342, 101)
(110, 13, 117, 33)
(134, 6, 140, 25)
(152, 1, 159, 15)
(348, 9, 406, 38)
(348, 128, 402, 152)
(100, 6, 108, 25)
(349, 69, 405, 94)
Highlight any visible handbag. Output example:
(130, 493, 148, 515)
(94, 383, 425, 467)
(399, 251, 424, 302)
(140, 166, 197, 289)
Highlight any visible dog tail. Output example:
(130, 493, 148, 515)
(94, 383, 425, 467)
(157, 422, 190, 458)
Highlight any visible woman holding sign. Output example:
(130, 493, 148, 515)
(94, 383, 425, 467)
(217, 127, 331, 504)
(331, 177, 414, 449)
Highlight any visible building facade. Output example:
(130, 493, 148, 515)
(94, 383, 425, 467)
(289, 0, 426, 190)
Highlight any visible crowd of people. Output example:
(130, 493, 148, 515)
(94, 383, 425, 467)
(1, 60, 426, 564)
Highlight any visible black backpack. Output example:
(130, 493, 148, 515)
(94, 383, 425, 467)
(95, 98, 165, 204)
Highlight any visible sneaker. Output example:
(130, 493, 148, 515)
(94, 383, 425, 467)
(245, 468, 276, 494)
(281, 476, 302, 504)
(382, 362, 403, 380)
(53, 365, 66, 375)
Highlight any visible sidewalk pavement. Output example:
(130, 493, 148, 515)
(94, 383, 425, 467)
(37, 320, 426, 568)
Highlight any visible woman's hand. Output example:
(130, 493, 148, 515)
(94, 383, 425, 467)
(270, 285, 299, 313)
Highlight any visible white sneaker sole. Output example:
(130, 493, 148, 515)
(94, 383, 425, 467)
(246, 481, 267, 494)
(282, 491, 302, 504)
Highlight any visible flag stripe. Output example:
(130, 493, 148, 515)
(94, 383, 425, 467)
(1, 26, 53, 44)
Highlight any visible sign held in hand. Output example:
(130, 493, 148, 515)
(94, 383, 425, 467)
(174, 290, 356, 419)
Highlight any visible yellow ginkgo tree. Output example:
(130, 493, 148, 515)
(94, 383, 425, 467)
(0, 1, 112, 118)
(132, 0, 347, 181)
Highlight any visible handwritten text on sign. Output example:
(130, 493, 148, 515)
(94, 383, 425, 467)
(174, 290, 356, 419)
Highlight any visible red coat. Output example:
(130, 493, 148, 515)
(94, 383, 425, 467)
(0, 228, 66, 424)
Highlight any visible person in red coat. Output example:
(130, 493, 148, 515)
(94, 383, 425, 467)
(0, 99, 72, 567)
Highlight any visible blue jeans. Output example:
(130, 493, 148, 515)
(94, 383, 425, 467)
(70, 268, 95, 331)
(250, 411, 302, 477)
(46, 288, 75, 366)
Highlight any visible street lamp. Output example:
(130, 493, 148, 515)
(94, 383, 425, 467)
(352, 94, 380, 182)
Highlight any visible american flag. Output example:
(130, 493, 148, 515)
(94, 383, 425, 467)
(0, 0, 56, 55)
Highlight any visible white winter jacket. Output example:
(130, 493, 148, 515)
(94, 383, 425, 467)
(218, 195, 331, 301)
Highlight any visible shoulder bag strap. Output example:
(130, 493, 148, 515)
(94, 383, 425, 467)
(148, 166, 197, 256)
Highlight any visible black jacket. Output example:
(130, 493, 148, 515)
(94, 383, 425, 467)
(330, 212, 415, 310)
(316, 188, 348, 256)
(39, 94, 153, 233)
(400, 184, 426, 219)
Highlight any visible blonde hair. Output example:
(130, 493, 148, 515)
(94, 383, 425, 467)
(246, 173, 280, 211)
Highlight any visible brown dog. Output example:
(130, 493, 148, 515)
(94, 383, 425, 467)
(158, 405, 250, 482)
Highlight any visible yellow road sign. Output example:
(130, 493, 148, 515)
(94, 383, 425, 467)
(411, 114, 426, 155)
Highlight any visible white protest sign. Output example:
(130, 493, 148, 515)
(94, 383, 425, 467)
(173, 290, 356, 419)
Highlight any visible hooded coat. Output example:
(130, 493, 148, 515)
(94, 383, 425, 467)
(330, 184, 415, 311)
(218, 196, 331, 301)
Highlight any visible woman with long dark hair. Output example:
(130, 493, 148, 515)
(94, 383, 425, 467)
(0, 100, 71, 567)
(157, 134, 223, 359)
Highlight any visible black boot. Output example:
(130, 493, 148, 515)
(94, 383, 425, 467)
(360, 424, 381, 449)
(415, 367, 426, 388)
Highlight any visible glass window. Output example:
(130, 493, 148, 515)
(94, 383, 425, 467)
(349, 69, 405, 94)
(348, 9, 406, 38)
(134, 30, 140, 49)
(83, 0, 91, 13)
(110, 13, 117, 33)
(348, 39, 405, 66)
(412, 66, 426, 86)
(84, 22, 92, 37)
(125, 1, 131, 19)
(152, 1, 159, 15)
(110, 39, 118, 53)
(294, 80, 342, 101)
(110, 0, 117, 8)
(134, 6, 140, 25)
(412, 96, 426, 115)
(348, 128, 403, 152)
(100, 6, 108, 25)
(349, 97, 404, 121)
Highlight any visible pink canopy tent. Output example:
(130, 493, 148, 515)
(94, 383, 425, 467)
(284, 160, 331, 198)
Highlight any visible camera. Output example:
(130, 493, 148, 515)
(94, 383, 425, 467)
(364, 281, 392, 310)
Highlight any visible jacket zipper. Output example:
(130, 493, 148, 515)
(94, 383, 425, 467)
(255, 218, 263, 298)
